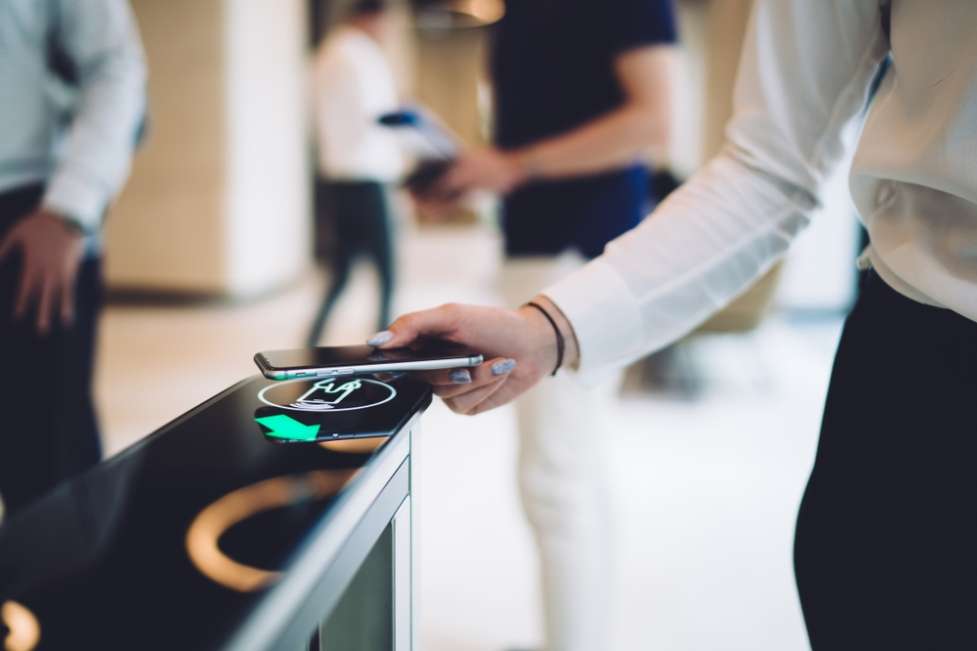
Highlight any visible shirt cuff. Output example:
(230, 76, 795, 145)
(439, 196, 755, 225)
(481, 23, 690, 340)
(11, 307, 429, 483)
(542, 257, 645, 378)
(42, 171, 107, 233)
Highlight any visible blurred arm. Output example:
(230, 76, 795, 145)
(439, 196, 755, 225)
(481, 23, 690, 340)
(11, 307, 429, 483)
(544, 0, 888, 375)
(512, 45, 676, 179)
(42, 0, 147, 232)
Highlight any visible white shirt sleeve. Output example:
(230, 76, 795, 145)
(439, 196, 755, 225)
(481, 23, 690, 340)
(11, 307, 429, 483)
(544, 0, 889, 375)
(41, 0, 147, 232)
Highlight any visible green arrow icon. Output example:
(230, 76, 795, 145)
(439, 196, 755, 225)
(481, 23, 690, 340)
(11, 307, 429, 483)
(256, 414, 321, 441)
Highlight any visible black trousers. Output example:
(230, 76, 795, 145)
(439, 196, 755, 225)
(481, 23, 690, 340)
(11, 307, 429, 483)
(795, 270, 977, 649)
(307, 179, 394, 347)
(0, 185, 102, 515)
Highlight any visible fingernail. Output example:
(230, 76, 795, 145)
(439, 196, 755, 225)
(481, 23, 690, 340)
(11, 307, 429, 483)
(491, 358, 517, 376)
(367, 330, 393, 346)
(450, 369, 472, 384)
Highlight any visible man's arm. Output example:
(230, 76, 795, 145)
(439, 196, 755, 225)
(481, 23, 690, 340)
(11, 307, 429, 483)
(513, 45, 675, 180)
(433, 45, 676, 197)
(42, 0, 147, 232)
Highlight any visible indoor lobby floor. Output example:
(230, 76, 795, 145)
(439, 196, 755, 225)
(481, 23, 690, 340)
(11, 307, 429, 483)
(95, 225, 841, 651)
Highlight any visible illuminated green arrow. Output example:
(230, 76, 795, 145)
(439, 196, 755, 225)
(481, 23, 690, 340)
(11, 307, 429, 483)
(256, 414, 320, 441)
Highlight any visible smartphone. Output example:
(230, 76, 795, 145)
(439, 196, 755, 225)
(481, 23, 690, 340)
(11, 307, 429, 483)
(254, 341, 483, 381)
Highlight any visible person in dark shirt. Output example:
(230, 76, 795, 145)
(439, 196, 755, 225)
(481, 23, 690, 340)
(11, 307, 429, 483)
(417, 2, 677, 648)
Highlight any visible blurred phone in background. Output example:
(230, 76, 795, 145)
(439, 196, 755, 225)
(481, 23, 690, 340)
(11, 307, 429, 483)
(378, 107, 458, 196)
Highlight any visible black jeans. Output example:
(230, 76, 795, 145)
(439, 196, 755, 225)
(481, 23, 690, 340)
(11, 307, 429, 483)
(307, 180, 394, 347)
(0, 185, 102, 514)
(795, 270, 977, 649)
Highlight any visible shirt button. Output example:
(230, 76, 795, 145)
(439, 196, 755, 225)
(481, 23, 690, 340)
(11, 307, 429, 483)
(876, 182, 895, 206)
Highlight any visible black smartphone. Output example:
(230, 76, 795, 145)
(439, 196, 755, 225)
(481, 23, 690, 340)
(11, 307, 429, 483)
(254, 340, 483, 381)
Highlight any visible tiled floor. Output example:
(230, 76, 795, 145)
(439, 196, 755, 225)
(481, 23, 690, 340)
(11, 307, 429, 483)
(95, 225, 840, 650)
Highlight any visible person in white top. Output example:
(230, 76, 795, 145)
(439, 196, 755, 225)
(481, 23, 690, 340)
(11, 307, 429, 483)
(368, 1, 977, 647)
(308, 0, 404, 346)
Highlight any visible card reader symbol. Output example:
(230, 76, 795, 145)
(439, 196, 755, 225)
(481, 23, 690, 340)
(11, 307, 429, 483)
(258, 377, 397, 413)
(290, 379, 364, 411)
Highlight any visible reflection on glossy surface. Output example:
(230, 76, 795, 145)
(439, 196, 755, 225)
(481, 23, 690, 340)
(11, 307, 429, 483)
(319, 438, 386, 454)
(186, 469, 357, 592)
(2, 601, 40, 651)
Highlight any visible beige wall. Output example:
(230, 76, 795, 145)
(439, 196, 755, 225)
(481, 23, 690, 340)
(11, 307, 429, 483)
(106, 0, 310, 298)
(414, 27, 488, 147)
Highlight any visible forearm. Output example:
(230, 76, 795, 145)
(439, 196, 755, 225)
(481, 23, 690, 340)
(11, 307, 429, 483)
(44, 0, 147, 231)
(542, 149, 819, 376)
(513, 103, 668, 181)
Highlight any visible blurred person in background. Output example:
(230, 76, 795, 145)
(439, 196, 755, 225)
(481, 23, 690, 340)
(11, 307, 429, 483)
(415, 1, 677, 648)
(0, 0, 146, 515)
(307, 0, 404, 347)
(378, 1, 977, 648)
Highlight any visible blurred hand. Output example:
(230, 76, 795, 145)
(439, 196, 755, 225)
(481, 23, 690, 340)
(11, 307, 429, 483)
(436, 147, 526, 198)
(0, 209, 86, 334)
(409, 192, 459, 222)
(412, 147, 528, 218)
(368, 298, 577, 415)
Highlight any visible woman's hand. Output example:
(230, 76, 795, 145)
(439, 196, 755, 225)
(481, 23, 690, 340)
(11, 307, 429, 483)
(369, 297, 578, 415)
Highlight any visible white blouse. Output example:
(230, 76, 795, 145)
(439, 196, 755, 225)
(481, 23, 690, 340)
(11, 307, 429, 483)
(545, 0, 977, 375)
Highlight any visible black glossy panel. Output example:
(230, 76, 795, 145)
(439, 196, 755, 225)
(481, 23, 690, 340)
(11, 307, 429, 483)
(0, 375, 430, 650)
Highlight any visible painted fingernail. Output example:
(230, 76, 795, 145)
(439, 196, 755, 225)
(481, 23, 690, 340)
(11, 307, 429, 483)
(450, 369, 472, 384)
(367, 330, 393, 346)
(491, 358, 517, 376)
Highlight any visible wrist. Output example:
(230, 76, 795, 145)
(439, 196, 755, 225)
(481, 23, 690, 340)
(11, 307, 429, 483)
(517, 303, 558, 375)
(506, 148, 540, 189)
(519, 295, 580, 373)
(36, 207, 86, 238)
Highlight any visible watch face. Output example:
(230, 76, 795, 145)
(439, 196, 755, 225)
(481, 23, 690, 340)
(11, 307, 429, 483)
(254, 375, 430, 443)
